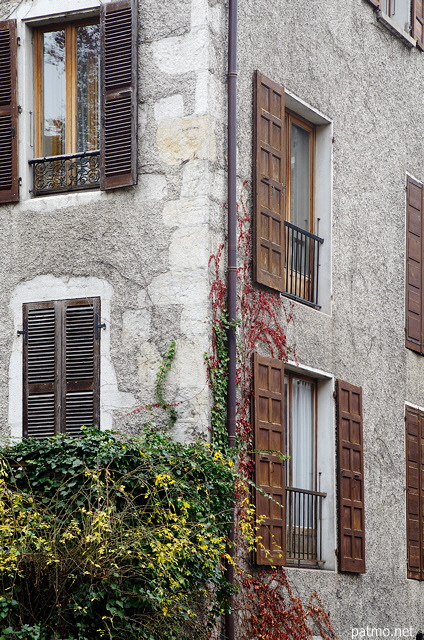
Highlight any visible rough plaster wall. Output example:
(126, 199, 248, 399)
(238, 0, 424, 636)
(0, 0, 227, 443)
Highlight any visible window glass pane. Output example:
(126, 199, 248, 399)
(42, 30, 66, 156)
(291, 378, 314, 491)
(76, 24, 100, 152)
(290, 123, 310, 231)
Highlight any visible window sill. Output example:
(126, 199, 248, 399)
(376, 11, 416, 47)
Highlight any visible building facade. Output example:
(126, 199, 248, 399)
(0, 0, 424, 637)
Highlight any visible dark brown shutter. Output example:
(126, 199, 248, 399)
(100, 0, 138, 190)
(253, 71, 285, 292)
(413, 0, 424, 49)
(405, 176, 423, 354)
(0, 20, 19, 203)
(405, 406, 424, 580)
(23, 298, 100, 438)
(336, 380, 366, 573)
(364, 0, 382, 8)
(253, 353, 286, 565)
(64, 298, 100, 436)
(23, 302, 57, 438)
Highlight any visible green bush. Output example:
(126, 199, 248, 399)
(0, 427, 235, 639)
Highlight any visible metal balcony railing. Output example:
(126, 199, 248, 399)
(29, 150, 100, 196)
(286, 486, 326, 567)
(284, 221, 324, 307)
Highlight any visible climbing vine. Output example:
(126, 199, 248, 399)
(206, 182, 337, 640)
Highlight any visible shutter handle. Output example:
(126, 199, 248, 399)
(17, 319, 28, 344)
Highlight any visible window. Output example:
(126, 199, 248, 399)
(365, 0, 424, 48)
(382, 0, 412, 33)
(405, 175, 424, 354)
(0, 0, 138, 202)
(405, 405, 424, 579)
(253, 71, 330, 310)
(22, 297, 101, 438)
(252, 354, 365, 572)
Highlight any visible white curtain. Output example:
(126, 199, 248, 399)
(292, 379, 314, 491)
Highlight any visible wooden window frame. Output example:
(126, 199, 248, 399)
(23, 297, 101, 438)
(284, 370, 318, 491)
(285, 110, 316, 235)
(33, 18, 99, 158)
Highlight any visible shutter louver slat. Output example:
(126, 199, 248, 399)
(66, 391, 94, 436)
(0, 21, 18, 203)
(66, 306, 95, 380)
(100, 0, 137, 190)
(405, 176, 423, 354)
(253, 71, 285, 292)
(253, 353, 286, 565)
(405, 406, 423, 580)
(336, 380, 366, 573)
(27, 394, 55, 438)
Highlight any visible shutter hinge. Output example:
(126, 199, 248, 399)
(11, 126, 15, 139)
(18, 105, 23, 114)
(17, 320, 28, 345)
(17, 36, 21, 46)
(333, 391, 337, 399)
(95, 313, 106, 339)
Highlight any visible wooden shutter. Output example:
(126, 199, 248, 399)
(364, 0, 381, 8)
(413, 0, 424, 49)
(336, 380, 366, 573)
(64, 298, 100, 436)
(253, 353, 286, 565)
(23, 298, 100, 438)
(405, 406, 424, 580)
(253, 71, 285, 292)
(0, 20, 19, 203)
(405, 176, 423, 354)
(100, 0, 138, 190)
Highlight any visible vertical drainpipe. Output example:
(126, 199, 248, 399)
(226, 0, 237, 638)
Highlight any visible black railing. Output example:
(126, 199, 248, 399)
(284, 221, 324, 307)
(29, 150, 100, 196)
(286, 486, 326, 567)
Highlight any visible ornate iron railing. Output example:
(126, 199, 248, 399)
(29, 150, 100, 196)
(284, 221, 324, 307)
(286, 486, 326, 567)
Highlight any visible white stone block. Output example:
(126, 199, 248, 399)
(157, 115, 215, 165)
(152, 27, 209, 75)
(154, 95, 184, 122)
(162, 197, 209, 227)
(181, 160, 209, 197)
(169, 226, 209, 270)
(147, 271, 208, 306)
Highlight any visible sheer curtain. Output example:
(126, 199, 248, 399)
(292, 379, 314, 491)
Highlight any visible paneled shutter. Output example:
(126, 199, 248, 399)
(23, 302, 57, 438)
(253, 71, 285, 292)
(336, 380, 366, 573)
(0, 20, 19, 203)
(100, 0, 138, 190)
(405, 406, 424, 580)
(405, 176, 423, 354)
(64, 298, 100, 436)
(23, 298, 100, 438)
(413, 0, 424, 49)
(253, 353, 286, 565)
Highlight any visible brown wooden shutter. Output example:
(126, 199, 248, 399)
(405, 406, 424, 580)
(64, 298, 100, 436)
(413, 0, 424, 49)
(336, 380, 366, 573)
(0, 20, 19, 203)
(23, 298, 100, 438)
(100, 0, 138, 190)
(405, 176, 423, 354)
(364, 0, 382, 8)
(253, 353, 286, 565)
(253, 71, 285, 292)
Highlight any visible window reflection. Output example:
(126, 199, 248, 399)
(77, 24, 100, 152)
(42, 30, 66, 156)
